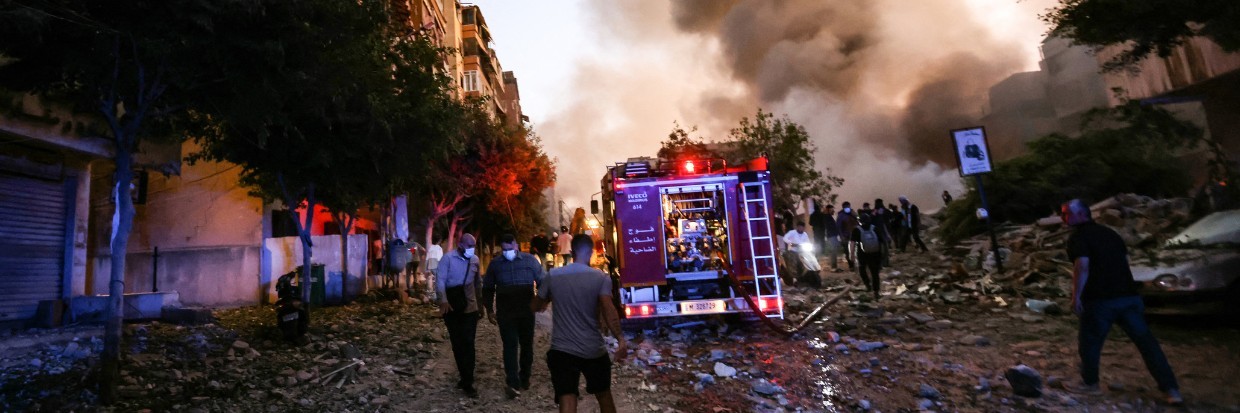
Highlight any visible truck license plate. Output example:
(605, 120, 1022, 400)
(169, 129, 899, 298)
(680, 300, 725, 315)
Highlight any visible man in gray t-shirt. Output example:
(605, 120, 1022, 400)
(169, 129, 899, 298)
(534, 234, 627, 412)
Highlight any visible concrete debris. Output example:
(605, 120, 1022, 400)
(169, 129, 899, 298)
(713, 362, 737, 378)
(919, 383, 941, 399)
(750, 379, 783, 396)
(1005, 364, 1043, 398)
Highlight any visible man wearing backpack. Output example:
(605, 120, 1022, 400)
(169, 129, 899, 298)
(849, 214, 884, 298)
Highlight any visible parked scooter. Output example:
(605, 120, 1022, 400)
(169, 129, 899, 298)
(275, 270, 309, 345)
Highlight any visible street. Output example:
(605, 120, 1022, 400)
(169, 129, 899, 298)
(3, 244, 1238, 412)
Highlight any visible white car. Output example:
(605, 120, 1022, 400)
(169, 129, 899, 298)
(1130, 210, 1240, 314)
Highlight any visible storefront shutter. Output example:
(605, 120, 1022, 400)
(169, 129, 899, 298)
(0, 172, 68, 321)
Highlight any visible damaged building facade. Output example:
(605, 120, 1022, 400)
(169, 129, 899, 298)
(982, 35, 1240, 185)
(0, 0, 524, 327)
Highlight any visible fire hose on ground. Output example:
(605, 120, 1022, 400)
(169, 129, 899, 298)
(720, 269, 853, 338)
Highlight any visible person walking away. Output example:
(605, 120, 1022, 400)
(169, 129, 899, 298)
(434, 234, 483, 397)
(783, 222, 821, 287)
(819, 204, 842, 272)
(888, 203, 905, 254)
(482, 234, 545, 399)
(808, 200, 831, 259)
(406, 240, 424, 293)
(941, 190, 953, 206)
(898, 196, 929, 253)
(836, 202, 859, 270)
(371, 237, 384, 276)
(850, 215, 883, 298)
(425, 240, 444, 300)
(531, 231, 552, 270)
(872, 198, 892, 267)
(533, 234, 628, 413)
(1061, 199, 1183, 405)
(556, 226, 573, 267)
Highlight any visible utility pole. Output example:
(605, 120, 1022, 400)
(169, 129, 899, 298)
(558, 198, 565, 229)
(950, 126, 1003, 272)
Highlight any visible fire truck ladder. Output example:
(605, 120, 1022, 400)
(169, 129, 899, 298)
(740, 181, 783, 319)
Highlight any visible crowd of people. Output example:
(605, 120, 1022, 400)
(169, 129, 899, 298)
(781, 195, 932, 298)
(367, 191, 1186, 408)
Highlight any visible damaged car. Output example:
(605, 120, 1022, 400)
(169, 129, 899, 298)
(1130, 210, 1240, 313)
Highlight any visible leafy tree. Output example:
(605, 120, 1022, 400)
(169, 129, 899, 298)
(657, 122, 713, 161)
(729, 109, 844, 213)
(937, 100, 1202, 243)
(1043, 0, 1240, 71)
(411, 102, 555, 252)
(659, 110, 844, 213)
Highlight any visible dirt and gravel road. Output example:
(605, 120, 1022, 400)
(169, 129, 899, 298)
(2, 247, 1239, 412)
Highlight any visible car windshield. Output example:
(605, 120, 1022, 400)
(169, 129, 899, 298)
(1164, 210, 1240, 248)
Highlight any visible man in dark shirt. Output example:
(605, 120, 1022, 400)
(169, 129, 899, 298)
(849, 214, 884, 298)
(1062, 199, 1182, 405)
(808, 200, 832, 260)
(816, 204, 842, 271)
(482, 233, 546, 399)
(898, 196, 929, 253)
(530, 231, 552, 270)
(836, 202, 859, 270)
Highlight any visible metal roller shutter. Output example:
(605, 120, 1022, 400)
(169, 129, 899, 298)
(0, 172, 68, 321)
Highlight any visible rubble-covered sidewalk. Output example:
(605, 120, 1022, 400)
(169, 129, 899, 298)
(2, 194, 1239, 412)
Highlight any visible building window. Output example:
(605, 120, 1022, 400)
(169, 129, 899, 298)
(463, 70, 480, 92)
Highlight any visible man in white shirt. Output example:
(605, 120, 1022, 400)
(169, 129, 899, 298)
(556, 226, 573, 267)
(425, 240, 444, 300)
(783, 221, 821, 286)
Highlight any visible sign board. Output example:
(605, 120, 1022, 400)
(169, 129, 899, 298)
(615, 185, 667, 286)
(950, 126, 993, 176)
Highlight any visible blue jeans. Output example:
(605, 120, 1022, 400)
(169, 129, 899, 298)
(498, 314, 535, 389)
(1078, 295, 1179, 391)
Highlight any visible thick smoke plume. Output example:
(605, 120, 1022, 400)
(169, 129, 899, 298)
(539, 0, 1053, 210)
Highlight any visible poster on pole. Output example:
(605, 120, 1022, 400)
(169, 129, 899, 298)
(950, 126, 993, 176)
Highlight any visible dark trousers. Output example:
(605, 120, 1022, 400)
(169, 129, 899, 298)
(856, 252, 881, 295)
(899, 228, 928, 252)
(443, 311, 479, 387)
(841, 235, 855, 269)
(1078, 296, 1179, 391)
(497, 314, 536, 388)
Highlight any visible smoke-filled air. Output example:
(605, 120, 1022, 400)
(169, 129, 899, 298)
(538, 0, 1057, 211)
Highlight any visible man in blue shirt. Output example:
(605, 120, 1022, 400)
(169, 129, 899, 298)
(434, 233, 482, 397)
(482, 233, 546, 399)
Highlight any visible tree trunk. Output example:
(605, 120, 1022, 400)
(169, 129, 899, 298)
(300, 191, 316, 307)
(447, 216, 459, 250)
(423, 217, 436, 299)
(100, 151, 134, 404)
(335, 212, 355, 304)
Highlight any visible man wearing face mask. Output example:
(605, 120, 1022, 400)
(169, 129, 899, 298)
(435, 233, 483, 397)
(482, 233, 546, 399)
(836, 201, 860, 271)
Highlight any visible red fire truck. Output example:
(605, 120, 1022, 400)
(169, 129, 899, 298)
(597, 156, 784, 320)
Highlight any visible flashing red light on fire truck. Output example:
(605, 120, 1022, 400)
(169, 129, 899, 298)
(683, 160, 696, 174)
